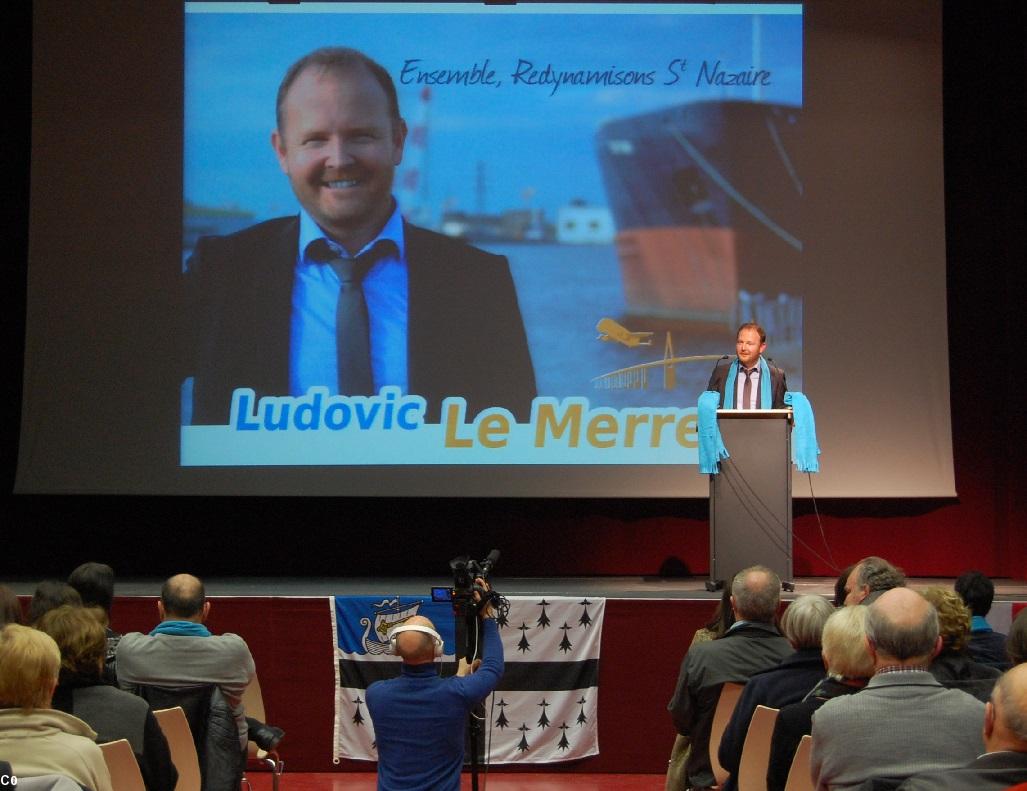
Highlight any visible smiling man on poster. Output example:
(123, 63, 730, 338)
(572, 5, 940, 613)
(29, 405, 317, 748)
(184, 47, 536, 426)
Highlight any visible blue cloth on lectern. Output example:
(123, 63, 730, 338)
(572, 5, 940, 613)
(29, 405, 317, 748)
(697, 390, 729, 474)
(785, 391, 820, 473)
(723, 356, 772, 409)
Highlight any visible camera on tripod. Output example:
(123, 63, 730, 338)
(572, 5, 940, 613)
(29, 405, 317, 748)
(431, 549, 501, 613)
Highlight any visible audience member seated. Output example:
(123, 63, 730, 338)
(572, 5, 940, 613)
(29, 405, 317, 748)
(719, 594, 835, 789)
(843, 557, 905, 606)
(0, 623, 113, 791)
(668, 565, 792, 790)
(922, 585, 1000, 702)
(766, 605, 874, 791)
(666, 584, 736, 790)
(0, 585, 23, 626)
(38, 604, 177, 791)
(833, 565, 856, 608)
(117, 573, 255, 734)
(1007, 608, 1027, 666)
(954, 570, 1010, 669)
(896, 663, 1027, 789)
(810, 587, 984, 790)
(116, 574, 282, 774)
(68, 561, 122, 681)
(27, 581, 81, 625)
(695, 583, 738, 644)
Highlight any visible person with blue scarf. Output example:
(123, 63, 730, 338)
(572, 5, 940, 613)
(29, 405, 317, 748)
(699, 321, 820, 474)
(115, 574, 282, 753)
(707, 322, 788, 409)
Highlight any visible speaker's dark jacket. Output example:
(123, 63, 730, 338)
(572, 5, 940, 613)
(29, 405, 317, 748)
(184, 216, 537, 424)
(706, 357, 788, 409)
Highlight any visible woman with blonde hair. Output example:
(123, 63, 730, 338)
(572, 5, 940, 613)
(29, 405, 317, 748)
(766, 605, 875, 791)
(0, 623, 112, 791)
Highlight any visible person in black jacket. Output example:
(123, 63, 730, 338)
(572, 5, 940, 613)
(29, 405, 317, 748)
(37, 605, 177, 791)
(185, 47, 535, 426)
(955, 570, 1010, 669)
(667, 566, 792, 789)
(924, 586, 1000, 702)
(765, 605, 874, 791)
(718, 594, 835, 790)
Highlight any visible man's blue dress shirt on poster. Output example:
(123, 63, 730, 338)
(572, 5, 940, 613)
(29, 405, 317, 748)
(366, 618, 504, 791)
(289, 205, 408, 396)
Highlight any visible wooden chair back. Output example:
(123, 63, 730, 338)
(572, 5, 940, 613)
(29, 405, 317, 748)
(99, 739, 145, 791)
(784, 734, 815, 791)
(737, 704, 780, 791)
(709, 681, 745, 786)
(153, 706, 202, 791)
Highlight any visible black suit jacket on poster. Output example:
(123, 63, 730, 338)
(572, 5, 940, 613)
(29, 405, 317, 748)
(184, 216, 537, 425)
(707, 357, 788, 409)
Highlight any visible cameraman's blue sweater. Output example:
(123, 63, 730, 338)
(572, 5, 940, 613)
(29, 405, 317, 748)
(367, 618, 504, 790)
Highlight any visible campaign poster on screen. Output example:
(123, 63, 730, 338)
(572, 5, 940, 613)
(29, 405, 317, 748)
(181, 2, 803, 467)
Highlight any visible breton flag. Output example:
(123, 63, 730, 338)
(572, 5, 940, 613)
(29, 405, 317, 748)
(332, 595, 605, 764)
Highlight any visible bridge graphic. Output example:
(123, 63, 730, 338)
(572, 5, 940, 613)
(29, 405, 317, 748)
(592, 320, 724, 391)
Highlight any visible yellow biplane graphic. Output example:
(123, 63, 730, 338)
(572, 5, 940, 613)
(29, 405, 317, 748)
(595, 317, 654, 347)
(593, 325, 724, 390)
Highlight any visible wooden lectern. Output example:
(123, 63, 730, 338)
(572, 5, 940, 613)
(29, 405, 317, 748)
(709, 409, 793, 589)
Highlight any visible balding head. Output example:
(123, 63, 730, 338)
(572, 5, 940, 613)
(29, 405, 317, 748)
(985, 664, 1027, 753)
(865, 587, 940, 668)
(159, 574, 209, 622)
(730, 565, 781, 623)
(393, 616, 440, 665)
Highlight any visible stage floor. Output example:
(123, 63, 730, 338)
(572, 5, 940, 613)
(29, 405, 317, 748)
(9, 575, 1027, 600)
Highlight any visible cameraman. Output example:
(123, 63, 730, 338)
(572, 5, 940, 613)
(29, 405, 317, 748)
(366, 578, 504, 791)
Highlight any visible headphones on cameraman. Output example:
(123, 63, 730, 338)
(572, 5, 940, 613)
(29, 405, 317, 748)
(387, 623, 444, 658)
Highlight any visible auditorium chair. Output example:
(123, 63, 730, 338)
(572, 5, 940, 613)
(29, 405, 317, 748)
(154, 706, 203, 791)
(240, 673, 284, 791)
(99, 738, 147, 791)
(783, 734, 814, 791)
(143, 685, 242, 791)
(737, 704, 780, 791)
(709, 681, 745, 786)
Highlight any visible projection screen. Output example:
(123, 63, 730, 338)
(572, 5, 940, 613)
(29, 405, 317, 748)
(16, 1, 954, 497)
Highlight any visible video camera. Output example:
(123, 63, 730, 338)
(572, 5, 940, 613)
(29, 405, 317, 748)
(431, 549, 503, 616)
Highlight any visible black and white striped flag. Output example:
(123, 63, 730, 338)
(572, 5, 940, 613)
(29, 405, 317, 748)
(484, 596, 604, 763)
(331, 595, 604, 764)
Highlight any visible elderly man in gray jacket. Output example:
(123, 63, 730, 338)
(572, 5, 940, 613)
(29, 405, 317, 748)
(896, 662, 1027, 790)
(811, 587, 985, 790)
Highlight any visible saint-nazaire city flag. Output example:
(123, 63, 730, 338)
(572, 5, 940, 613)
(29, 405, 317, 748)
(332, 595, 605, 764)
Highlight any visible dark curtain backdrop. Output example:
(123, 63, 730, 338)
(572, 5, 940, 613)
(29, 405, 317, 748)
(3, 2, 1024, 581)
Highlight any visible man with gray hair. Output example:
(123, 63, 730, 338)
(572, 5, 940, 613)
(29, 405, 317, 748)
(718, 594, 834, 789)
(811, 587, 985, 790)
(668, 565, 791, 790)
(843, 556, 906, 606)
(896, 662, 1027, 789)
